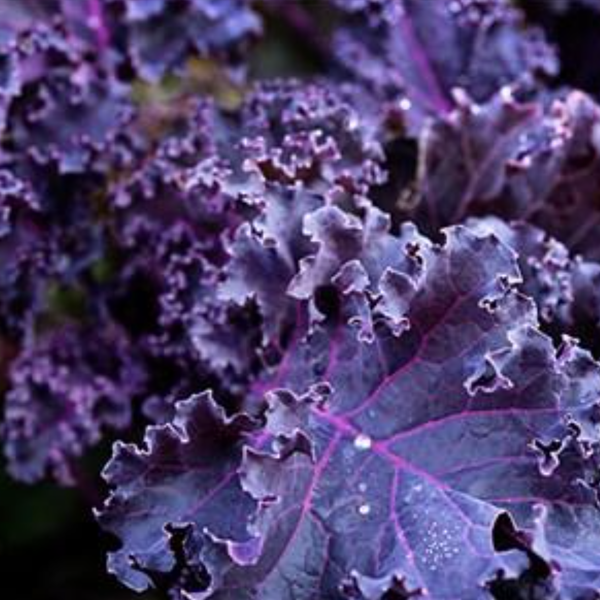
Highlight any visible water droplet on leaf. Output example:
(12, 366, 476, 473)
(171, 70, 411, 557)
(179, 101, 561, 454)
(354, 433, 372, 451)
(358, 503, 371, 516)
(399, 98, 412, 111)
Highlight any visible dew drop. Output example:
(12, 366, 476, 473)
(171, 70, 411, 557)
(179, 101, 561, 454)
(399, 98, 412, 111)
(358, 503, 371, 516)
(358, 482, 368, 493)
(354, 433, 372, 451)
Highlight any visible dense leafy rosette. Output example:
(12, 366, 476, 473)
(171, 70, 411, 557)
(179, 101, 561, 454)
(113, 80, 386, 352)
(119, 79, 385, 209)
(238, 80, 386, 195)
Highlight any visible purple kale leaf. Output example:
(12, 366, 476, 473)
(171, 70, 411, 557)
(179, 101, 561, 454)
(216, 228, 600, 599)
(115, 216, 261, 377)
(2, 24, 132, 173)
(466, 217, 576, 327)
(415, 89, 539, 232)
(467, 216, 600, 363)
(98, 221, 600, 599)
(96, 390, 261, 594)
(238, 80, 386, 196)
(218, 184, 324, 346)
(416, 89, 600, 260)
(0, 0, 262, 82)
(330, 0, 557, 131)
(0, 21, 134, 341)
(119, 0, 261, 82)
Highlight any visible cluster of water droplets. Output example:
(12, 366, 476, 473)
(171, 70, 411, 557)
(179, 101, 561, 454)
(420, 520, 461, 573)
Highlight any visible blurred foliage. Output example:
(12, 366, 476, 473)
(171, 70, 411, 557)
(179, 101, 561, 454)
(0, 3, 330, 598)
